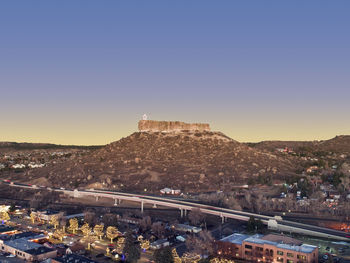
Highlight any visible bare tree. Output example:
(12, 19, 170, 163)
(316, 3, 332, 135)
(151, 222, 165, 238)
(140, 216, 152, 232)
(185, 230, 214, 256)
(84, 211, 97, 226)
(188, 208, 205, 226)
(102, 213, 118, 227)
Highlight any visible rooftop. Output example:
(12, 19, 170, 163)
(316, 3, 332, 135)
(38, 210, 61, 215)
(4, 237, 42, 251)
(244, 235, 317, 254)
(53, 254, 99, 263)
(0, 225, 15, 234)
(151, 239, 169, 246)
(175, 224, 202, 231)
(0, 232, 43, 241)
(220, 233, 250, 245)
(261, 234, 302, 246)
(25, 246, 55, 256)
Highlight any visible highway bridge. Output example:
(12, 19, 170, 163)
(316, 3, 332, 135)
(2, 180, 350, 241)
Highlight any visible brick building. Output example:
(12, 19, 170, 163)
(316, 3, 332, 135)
(217, 233, 318, 263)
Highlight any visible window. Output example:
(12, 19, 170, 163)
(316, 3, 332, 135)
(277, 257, 284, 262)
(277, 251, 284, 256)
(256, 246, 264, 251)
(297, 255, 306, 260)
(245, 244, 253, 249)
(287, 253, 294, 258)
(287, 260, 294, 263)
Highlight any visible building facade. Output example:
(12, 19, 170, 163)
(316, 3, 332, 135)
(217, 234, 318, 263)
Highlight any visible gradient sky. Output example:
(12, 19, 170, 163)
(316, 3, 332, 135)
(1, 1, 349, 145)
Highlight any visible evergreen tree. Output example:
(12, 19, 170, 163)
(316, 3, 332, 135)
(247, 216, 264, 233)
(123, 231, 140, 263)
(153, 247, 174, 263)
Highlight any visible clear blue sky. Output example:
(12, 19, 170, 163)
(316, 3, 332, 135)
(1, 1, 349, 144)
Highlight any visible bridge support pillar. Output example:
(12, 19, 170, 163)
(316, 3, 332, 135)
(114, 199, 118, 206)
(184, 209, 187, 217)
(221, 216, 225, 224)
(220, 213, 226, 224)
(141, 200, 144, 213)
(95, 196, 99, 202)
(153, 204, 157, 208)
(180, 209, 183, 218)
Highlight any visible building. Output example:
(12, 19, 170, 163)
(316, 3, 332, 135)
(150, 239, 170, 250)
(217, 234, 318, 263)
(173, 224, 202, 233)
(218, 233, 249, 258)
(0, 233, 56, 261)
(0, 225, 16, 235)
(32, 210, 64, 221)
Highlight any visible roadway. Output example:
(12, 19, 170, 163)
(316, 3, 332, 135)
(2, 179, 350, 241)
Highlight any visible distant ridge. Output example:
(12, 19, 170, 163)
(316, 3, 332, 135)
(0, 141, 102, 150)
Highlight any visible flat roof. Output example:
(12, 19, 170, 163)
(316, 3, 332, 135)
(244, 236, 317, 254)
(0, 232, 43, 241)
(25, 246, 55, 256)
(151, 239, 169, 245)
(0, 225, 15, 234)
(261, 234, 302, 246)
(220, 233, 250, 245)
(38, 210, 61, 215)
(4, 238, 42, 251)
(53, 254, 99, 263)
(175, 224, 201, 231)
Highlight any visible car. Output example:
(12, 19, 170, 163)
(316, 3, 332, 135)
(96, 254, 104, 258)
(323, 254, 329, 260)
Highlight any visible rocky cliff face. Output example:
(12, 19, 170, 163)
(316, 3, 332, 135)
(138, 120, 210, 132)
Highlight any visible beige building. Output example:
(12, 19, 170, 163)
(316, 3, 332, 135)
(32, 210, 64, 221)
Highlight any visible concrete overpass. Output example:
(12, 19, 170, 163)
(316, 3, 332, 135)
(3, 180, 350, 241)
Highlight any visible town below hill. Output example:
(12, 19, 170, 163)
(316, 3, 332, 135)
(1, 123, 350, 221)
